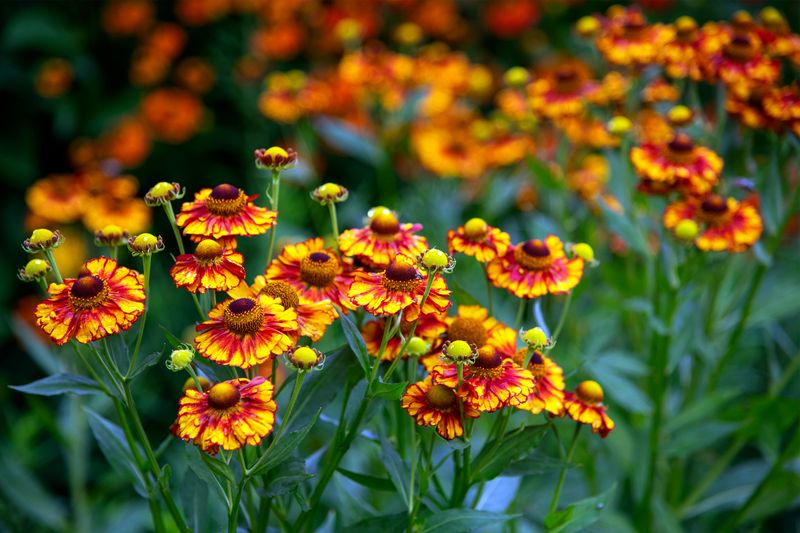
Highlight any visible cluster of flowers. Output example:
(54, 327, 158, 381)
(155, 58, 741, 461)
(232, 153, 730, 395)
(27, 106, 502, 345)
(20, 146, 613, 458)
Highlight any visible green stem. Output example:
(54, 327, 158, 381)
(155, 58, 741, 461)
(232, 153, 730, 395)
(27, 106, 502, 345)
(550, 423, 583, 513)
(384, 274, 436, 381)
(43, 249, 63, 283)
(327, 202, 340, 249)
(551, 291, 574, 342)
(128, 254, 151, 377)
(110, 246, 118, 261)
(185, 365, 205, 393)
(191, 293, 205, 321)
(163, 202, 186, 255)
(265, 170, 281, 268)
(270, 373, 305, 446)
(483, 265, 494, 315)
(514, 298, 527, 331)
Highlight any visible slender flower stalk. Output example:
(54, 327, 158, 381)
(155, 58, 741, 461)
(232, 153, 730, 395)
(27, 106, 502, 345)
(550, 423, 583, 512)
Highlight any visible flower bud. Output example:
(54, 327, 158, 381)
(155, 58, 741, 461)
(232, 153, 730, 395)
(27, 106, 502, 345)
(576, 380, 604, 405)
(420, 248, 454, 273)
(145, 181, 184, 206)
(23, 228, 64, 252)
(311, 182, 349, 205)
(95, 224, 129, 247)
(667, 105, 693, 128)
(442, 339, 478, 363)
(607, 116, 632, 135)
(254, 146, 297, 171)
(166, 347, 195, 371)
(335, 18, 362, 43)
(405, 336, 430, 357)
(503, 67, 530, 88)
(571, 242, 595, 263)
(128, 233, 165, 256)
(522, 327, 548, 349)
(18, 259, 51, 282)
(575, 15, 600, 38)
(286, 346, 325, 371)
(674, 219, 699, 241)
(394, 22, 423, 46)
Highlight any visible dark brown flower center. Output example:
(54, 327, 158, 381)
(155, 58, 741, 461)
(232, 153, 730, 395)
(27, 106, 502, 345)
(299, 251, 339, 287)
(514, 239, 555, 270)
(447, 317, 488, 347)
(472, 346, 502, 369)
(622, 15, 647, 40)
(381, 261, 421, 292)
(69, 275, 110, 310)
(699, 195, 730, 225)
(206, 184, 247, 216)
(207, 382, 241, 409)
(370, 212, 400, 236)
(260, 281, 300, 309)
(666, 135, 696, 164)
(554, 67, 581, 94)
(425, 384, 457, 409)
(194, 239, 224, 265)
(527, 350, 546, 379)
(223, 298, 265, 335)
(723, 36, 756, 63)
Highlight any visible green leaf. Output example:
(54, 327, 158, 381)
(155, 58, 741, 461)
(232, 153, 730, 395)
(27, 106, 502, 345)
(348, 512, 408, 533)
(381, 439, 411, 507)
(339, 311, 370, 373)
(600, 201, 652, 256)
(469, 424, 548, 483)
(372, 379, 408, 400)
(84, 408, 146, 494)
(666, 389, 738, 432)
(337, 468, 396, 491)
(249, 410, 321, 477)
(11, 373, 105, 397)
(544, 484, 615, 533)
(527, 156, 563, 191)
(0, 452, 67, 530)
(129, 348, 165, 379)
(289, 347, 357, 431)
(665, 421, 739, 457)
(200, 452, 236, 484)
(421, 509, 520, 533)
(262, 457, 313, 497)
(160, 325, 184, 348)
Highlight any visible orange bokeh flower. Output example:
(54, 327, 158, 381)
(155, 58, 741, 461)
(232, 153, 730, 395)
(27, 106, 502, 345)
(447, 218, 510, 263)
(630, 133, 722, 197)
(339, 207, 428, 268)
(172, 377, 276, 454)
(664, 194, 763, 253)
(35, 257, 145, 345)
(564, 380, 615, 438)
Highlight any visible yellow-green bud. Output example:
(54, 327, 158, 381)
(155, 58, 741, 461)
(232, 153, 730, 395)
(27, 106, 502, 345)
(422, 249, 448, 269)
(607, 116, 632, 135)
(576, 15, 600, 37)
(287, 346, 324, 371)
(572, 243, 595, 262)
(405, 336, 430, 357)
(504, 67, 530, 87)
(23, 228, 63, 252)
(668, 105, 693, 127)
(311, 182, 349, 205)
(167, 348, 194, 371)
(445, 340, 473, 360)
(30, 228, 55, 244)
(19, 258, 52, 281)
(674, 219, 699, 241)
(522, 327, 548, 349)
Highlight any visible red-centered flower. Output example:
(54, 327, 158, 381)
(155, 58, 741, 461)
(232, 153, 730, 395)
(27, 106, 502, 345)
(447, 218, 511, 263)
(527, 63, 601, 120)
(401, 377, 479, 440)
(348, 257, 451, 321)
(171, 377, 276, 455)
(229, 276, 336, 342)
(176, 183, 276, 239)
(659, 16, 705, 80)
(664, 194, 763, 253)
(362, 313, 447, 362)
(513, 349, 565, 415)
(487, 236, 584, 299)
(35, 257, 144, 345)
(595, 8, 674, 67)
(194, 295, 298, 369)
(701, 32, 781, 100)
(630, 133, 722, 197)
(339, 207, 428, 268)
(431, 346, 535, 413)
(170, 239, 245, 293)
(564, 380, 615, 438)
(266, 237, 355, 311)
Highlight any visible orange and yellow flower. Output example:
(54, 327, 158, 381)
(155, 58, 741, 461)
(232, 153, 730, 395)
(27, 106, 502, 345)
(659, 16, 705, 80)
(527, 63, 600, 120)
(630, 134, 722, 197)
(663, 194, 763, 253)
(229, 276, 336, 342)
(564, 380, 615, 438)
(35, 257, 145, 345)
(487, 236, 584, 299)
(701, 32, 781, 100)
(172, 377, 276, 454)
(513, 349, 565, 415)
(348, 257, 451, 321)
(595, 8, 674, 68)
(362, 313, 447, 362)
(176, 184, 276, 240)
(26, 174, 88, 225)
(431, 346, 534, 412)
(339, 207, 428, 268)
(194, 295, 298, 369)
(266, 237, 356, 311)
(447, 218, 510, 263)
(401, 377, 479, 440)
(170, 239, 245, 293)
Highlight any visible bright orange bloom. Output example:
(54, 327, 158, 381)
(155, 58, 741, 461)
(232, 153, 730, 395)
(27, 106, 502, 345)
(595, 8, 674, 67)
(35, 58, 74, 98)
(401, 377, 479, 440)
(701, 32, 781, 100)
(83, 195, 151, 234)
(763, 84, 800, 133)
(229, 276, 336, 342)
(513, 349, 565, 415)
(194, 295, 298, 369)
(527, 63, 600, 120)
(659, 16, 705, 80)
(170, 239, 245, 293)
(35, 257, 145, 345)
(339, 207, 428, 268)
(140, 88, 204, 143)
(487, 236, 584, 299)
(431, 346, 535, 412)
(348, 257, 451, 321)
(630, 134, 722, 197)
(567, 154, 609, 207)
(447, 218, 511, 263)
(564, 380, 615, 438)
(663, 195, 763, 253)
(172, 377, 276, 454)
(26, 174, 88, 224)
(176, 184, 276, 240)
(362, 313, 447, 362)
(266, 237, 356, 311)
